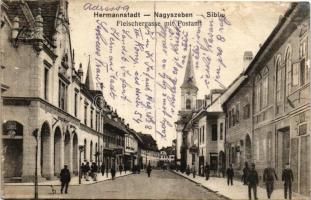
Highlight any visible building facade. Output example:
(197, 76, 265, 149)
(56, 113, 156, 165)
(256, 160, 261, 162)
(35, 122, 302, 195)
(0, 0, 148, 183)
(223, 3, 310, 196)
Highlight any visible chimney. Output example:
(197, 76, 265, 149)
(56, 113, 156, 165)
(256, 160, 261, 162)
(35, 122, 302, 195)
(243, 51, 253, 70)
(78, 63, 83, 79)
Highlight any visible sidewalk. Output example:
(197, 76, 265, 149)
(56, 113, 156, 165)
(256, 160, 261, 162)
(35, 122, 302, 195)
(173, 171, 308, 200)
(5, 171, 132, 186)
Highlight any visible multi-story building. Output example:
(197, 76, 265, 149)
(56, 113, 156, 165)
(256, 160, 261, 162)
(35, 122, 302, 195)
(223, 3, 310, 196)
(124, 128, 139, 171)
(222, 53, 254, 177)
(0, 0, 138, 183)
(139, 133, 159, 168)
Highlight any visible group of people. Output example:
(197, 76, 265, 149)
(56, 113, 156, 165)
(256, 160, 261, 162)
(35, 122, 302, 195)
(183, 162, 294, 200)
(80, 162, 99, 181)
(238, 162, 293, 200)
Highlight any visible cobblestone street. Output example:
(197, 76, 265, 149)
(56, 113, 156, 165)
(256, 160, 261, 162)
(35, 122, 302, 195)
(3, 170, 227, 199)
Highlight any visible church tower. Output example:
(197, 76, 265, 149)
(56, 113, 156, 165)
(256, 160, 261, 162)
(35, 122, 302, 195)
(180, 46, 198, 112)
(175, 46, 198, 168)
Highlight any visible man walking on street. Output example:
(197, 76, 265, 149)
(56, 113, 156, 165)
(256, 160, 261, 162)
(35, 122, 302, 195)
(247, 163, 259, 200)
(100, 162, 105, 176)
(85, 162, 90, 181)
(60, 165, 71, 194)
(226, 164, 234, 186)
(111, 160, 116, 180)
(191, 164, 196, 178)
(147, 162, 152, 177)
(263, 162, 278, 199)
(242, 162, 250, 185)
(205, 163, 210, 180)
(282, 163, 294, 200)
(119, 164, 123, 175)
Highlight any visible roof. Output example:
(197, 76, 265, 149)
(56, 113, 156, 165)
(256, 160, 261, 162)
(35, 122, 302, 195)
(85, 55, 95, 90)
(244, 3, 308, 75)
(180, 47, 198, 90)
(137, 133, 158, 151)
(5, 0, 60, 42)
(103, 115, 128, 134)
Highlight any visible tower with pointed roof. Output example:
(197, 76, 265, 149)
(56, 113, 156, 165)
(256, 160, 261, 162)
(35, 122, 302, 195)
(180, 46, 198, 112)
(84, 55, 95, 90)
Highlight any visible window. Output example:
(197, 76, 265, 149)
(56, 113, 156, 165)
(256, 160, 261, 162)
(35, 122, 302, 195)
(211, 124, 217, 141)
(300, 58, 306, 85)
(243, 104, 250, 119)
(44, 67, 49, 100)
(58, 80, 67, 111)
(186, 99, 191, 109)
(228, 111, 232, 128)
(90, 109, 93, 128)
(199, 127, 202, 144)
(292, 63, 299, 86)
(232, 108, 236, 126)
(275, 58, 281, 114)
(220, 123, 223, 140)
(90, 141, 93, 162)
(285, 48, 292, 95)
(202, 125, 205, 143)
(84, 104, 88, 125)
(262, 76, 268, 108)
(255, 81, 261, 112)
(236, 104, 240, 123)
(74, 92, 78, 117)
(95, 112, 99, 131)
(84, 139, 87, 160)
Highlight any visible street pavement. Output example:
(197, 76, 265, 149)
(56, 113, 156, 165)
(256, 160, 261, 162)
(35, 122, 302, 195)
(3, 170, 227, 199)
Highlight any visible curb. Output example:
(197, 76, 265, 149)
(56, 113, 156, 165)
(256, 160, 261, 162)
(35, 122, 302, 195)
(5, 173, 133, 187)
(172, 171, 231, 200)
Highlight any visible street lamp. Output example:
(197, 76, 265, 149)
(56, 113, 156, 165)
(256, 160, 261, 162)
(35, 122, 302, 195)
(78, 145, 84, 184)
(32, 129, 39, 200)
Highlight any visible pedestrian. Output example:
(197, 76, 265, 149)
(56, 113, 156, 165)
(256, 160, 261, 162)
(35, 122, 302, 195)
(242, 162, 250, 185)
(119, 164, 123, 175)
(247, 163, 259, 200)
(204, 163, 210, 180)
(263, 162, 278, 199)
(186, 165, 190, 176)
(60, 165, 71, 194)
(106, 163, 109, 178)
(100, 162, 105, 176)
(85, 162, 90, 181)
(80, 163, 85, 179)
(147, 163, 152, 177)
(91, 162, 98, 181)
(191, 164, 196, 178)
(226, 164, 234, 186)
(282, 163, 294, 200)
(111, 161, 116, 180)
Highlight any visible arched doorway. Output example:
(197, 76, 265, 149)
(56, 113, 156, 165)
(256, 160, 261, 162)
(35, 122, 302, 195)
(72, 133, 78, 174)
(40, 122, 51, 178)
(54, 127, 62, 176)
(64, 131, 71, 167)
(245, 134, 252, 162)
(3, 121, 23, 181)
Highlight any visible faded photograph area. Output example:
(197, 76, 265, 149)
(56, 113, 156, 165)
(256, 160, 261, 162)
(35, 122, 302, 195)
(0, 0, 310, 199)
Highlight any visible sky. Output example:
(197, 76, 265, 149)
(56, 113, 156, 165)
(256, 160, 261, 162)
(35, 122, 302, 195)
(68, 1, 290, 148)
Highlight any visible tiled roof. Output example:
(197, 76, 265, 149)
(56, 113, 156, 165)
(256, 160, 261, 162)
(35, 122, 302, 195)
(103, 115, 128, 134)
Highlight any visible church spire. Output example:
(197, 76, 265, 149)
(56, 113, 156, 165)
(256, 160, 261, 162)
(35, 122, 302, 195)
(181, 45, 198, 91)
(85, 55, 95, 90)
